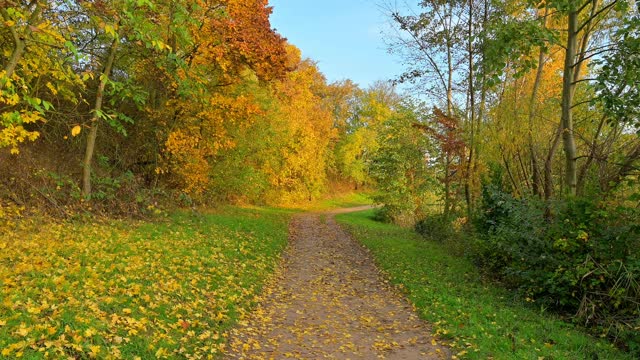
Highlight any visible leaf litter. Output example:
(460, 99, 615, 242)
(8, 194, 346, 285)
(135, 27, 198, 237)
(225, 208, 450, 359)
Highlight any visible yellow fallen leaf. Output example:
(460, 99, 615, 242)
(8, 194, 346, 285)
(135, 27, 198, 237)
(16, 326, 30, 337)
(27, 306, 41, 314)
(89, 345, 101, 357)
(155, 347, 167, 357)
(71, 125, 82, 137)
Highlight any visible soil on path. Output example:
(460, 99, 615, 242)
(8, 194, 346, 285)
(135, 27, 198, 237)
(225, 207, 450, 359)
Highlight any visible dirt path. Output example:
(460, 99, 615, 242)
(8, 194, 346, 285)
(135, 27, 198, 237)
(224, 208, 450, 359)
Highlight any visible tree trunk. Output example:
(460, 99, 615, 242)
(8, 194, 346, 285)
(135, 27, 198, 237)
(444, 4, 454, 217)
(604, 143, 640, 193)
(470, 0, 489, 212)
(444, 155, 451, 216)
(82, 36, 119, 198)
(0, 4, 42, 91)
(561, 8, 579, 196)
(2, 41, 26, 91)
(517, 151, 531, 191)
(464, 0, 476, 216)
(544, 123, 563, 201)
(576, 114, 606, 193)
(527, 9, 548, 197)
(560, 0, 600, 196)
(502, 151, 520, 197)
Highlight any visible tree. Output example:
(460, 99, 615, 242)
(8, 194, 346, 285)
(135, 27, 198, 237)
(412, 107, 466, 215)
(72, 0, 288, 198)
(548, 0, 630, 195)
(265, 47, 335, 204)
(594, 14, 640, 130)
(332, 82, 400, 189)
(76, 0, 170, 197)
(371, 100, 435, 224)
(0, 1, 77, 154)
(387, 0, 467, 116)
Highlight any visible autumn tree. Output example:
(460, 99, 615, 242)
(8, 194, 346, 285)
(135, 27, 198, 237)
(65, 0, 178, 197)
(263, 46, 335, 204)
(332, 81, 400, 189)
(387, 0, 509, 214)
(0, 1, 79, 154)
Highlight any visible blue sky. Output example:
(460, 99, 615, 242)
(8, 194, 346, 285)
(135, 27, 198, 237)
(268, 0, 405, 89)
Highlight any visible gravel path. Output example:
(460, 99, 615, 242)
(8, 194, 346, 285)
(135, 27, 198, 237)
(225, 208, 450, 359)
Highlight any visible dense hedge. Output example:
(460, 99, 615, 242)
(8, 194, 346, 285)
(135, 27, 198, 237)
(416, 185, 640, 354)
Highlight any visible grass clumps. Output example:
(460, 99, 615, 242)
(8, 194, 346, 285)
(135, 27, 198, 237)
(0, 206, 291, 359)
(336, 209, 633, 360)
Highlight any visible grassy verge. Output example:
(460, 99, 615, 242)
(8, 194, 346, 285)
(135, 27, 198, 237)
(303, 191, 373, 211)
(0, 206, 292, 359)
(336, 209, 632, 360)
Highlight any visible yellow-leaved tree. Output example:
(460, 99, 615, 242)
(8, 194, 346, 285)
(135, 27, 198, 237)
(265, 46, 336, 204)
(0, 1, 80, 154)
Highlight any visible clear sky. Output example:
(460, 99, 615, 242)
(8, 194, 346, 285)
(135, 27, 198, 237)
(268, 0, 405, 89)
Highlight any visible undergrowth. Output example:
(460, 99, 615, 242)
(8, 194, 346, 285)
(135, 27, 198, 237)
(336, 209, 633, 360)
(470, 186, 640, 354)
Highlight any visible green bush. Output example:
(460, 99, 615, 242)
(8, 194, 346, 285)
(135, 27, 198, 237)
(472, 186, 640, 354)
(414, 213, 456, 242)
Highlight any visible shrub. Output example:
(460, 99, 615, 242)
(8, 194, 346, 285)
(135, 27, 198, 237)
(472, 186, 640, 354)
(414, 213, 456, 242)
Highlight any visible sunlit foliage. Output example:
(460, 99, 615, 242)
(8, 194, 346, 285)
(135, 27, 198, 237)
(0, 207, 289, 359)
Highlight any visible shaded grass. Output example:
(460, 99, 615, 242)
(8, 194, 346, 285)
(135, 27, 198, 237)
(0, 206, 292, 359)
(336, 209, 633, 360)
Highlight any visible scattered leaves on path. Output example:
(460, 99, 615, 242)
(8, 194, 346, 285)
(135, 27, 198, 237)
(225, 211, 449, 359)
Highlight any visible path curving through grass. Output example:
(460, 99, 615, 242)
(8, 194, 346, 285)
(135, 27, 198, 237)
(225, 208, 449, 359)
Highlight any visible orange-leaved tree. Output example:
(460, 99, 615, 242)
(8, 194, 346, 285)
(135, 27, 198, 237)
(154, 0, 288, 198)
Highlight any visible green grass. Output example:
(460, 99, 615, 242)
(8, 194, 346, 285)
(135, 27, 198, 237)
(0, 206, 292, 359)
(336, 209, 633, 360)
(303, 191, 373, 211)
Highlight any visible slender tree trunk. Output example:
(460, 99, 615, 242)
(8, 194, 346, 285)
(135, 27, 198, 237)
(576, 114, 606, 193)
(502, 151, 520, 197)
(561, 8, 579, 196)
(444, 155, 451, 216)
(444, 4, 454, 217)
(470, 0, 489, 210)
(517, 151, 531, 191)
(464, 0, 476, 216)
(544, 123, 563, 201)
(0, 4, 42, 91)
(560, 0, 599, 196)
(446, 3, 454, 119)
(82, 36, 119, 197)
(2, 42, 26, 90)
(528, 9, 548, 197)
